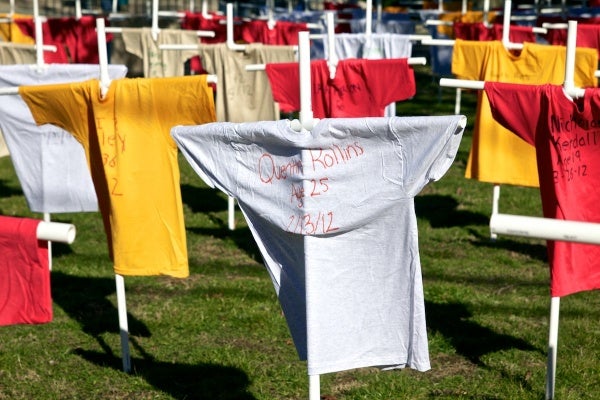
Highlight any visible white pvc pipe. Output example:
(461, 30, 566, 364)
(421, 38, 456, 46)
(440, 78, 484, 90)
(490, 185, 500, 240)
(202, 0, 212, 19)
(37, 220, 76, 244)
(34, 16, 44, 70)
(115, 274, 131, 373)
(490, 214, 600, 245)
(75, 0, 82, 19)
(96, 18, 111, 99)
(546, 296, 560, 400)
(365, 0, 372, 37)
(151, 0, 159, 41)
(226, 3, 245, 50)
(228, 196, 235, 230)
(326, 12, 337, 80)
(298, 31, 314, 131)
(309, 374, 320, 400)
(563, 20, 577, 94)
(454, 88, 462, 115)
(43, 213, 53, 271)
(502, 0, 511, 47)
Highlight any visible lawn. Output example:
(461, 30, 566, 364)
(1, 65, 599, 399)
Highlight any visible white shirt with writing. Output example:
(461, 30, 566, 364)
(171, 115, 466, 375)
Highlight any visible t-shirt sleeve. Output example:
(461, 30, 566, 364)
(397, 115, 466, 197)
(483, 81, 543, 146)
(171, 123, 237, 198)
(19, 82, 89, 144)
(152, 75, 216, 132)
(574, 47, 598, 88)
(451, 39, 487, 80)
(265, 62, 301, 113)
(121, 28, 144, 59)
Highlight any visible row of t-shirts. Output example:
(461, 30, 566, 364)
(171, 114, 467, 375)
(452, 39, 598, 188)
(453, 22, 537, 43)
(349, 17, 416, 35)
(0, 216, 52, 326)
(19, 75, 217, 278)
(195, 43, 296, 122)
(265, 58, 416, 118)
(317, 32, 415, 117)
(181, 13, 310, 46)
(13, 15, 104, 64)
(120, 28, 201, 78)
(323, 32, 413, 60)
(542, 24, 600, 60)
(0, 64, 128, 214)
(484, 82, 600, 298)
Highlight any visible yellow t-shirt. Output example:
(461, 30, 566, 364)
(20, 75, 216, 277)
(452, 40, 598, 187)
(438, 11, 497, 38)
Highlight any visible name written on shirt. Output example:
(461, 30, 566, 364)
(549, 113, 600, 183)
(257, 141, 365, 234)
(98, 118, 126, 196)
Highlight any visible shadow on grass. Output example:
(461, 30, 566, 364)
(0, 178, 23, 197)
(468, 227, 549, 263)
(180, 184, 229, 214)
(73, 346, 256, 400)
(52, 271, 256, 399)
(426, 300, 541, 366)
(415, 194, 489, 228)
(415, 194, 548, 262)
(51, 271, 151, 353)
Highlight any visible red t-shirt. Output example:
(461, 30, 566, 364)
(485, 81, 600, 297)
(0, 216, 52, 325)
(181, 12, 228, 44)
(265, 58, 416, 118)
(15, 15, 107, 63)
(240, 20, 309, 45)
(542, 25, 600, 60)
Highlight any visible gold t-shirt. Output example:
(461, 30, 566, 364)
(20, 75, 216, 277)
(452, 40, 598, 187)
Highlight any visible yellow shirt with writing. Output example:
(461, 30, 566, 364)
(20, 75, 216, 277)
(452, 40, 597, 187)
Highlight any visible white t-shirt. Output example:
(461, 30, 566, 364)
(171, 115, 466, 375)
(328, 33, 413, 60)
(324, 33, 413, 117)
(0, 64, 128, 213)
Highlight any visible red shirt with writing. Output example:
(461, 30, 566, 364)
(265, 58, 416, 118)
(485, 81, 600, 297)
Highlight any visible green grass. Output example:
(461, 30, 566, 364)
(1, 66, 600, 399)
